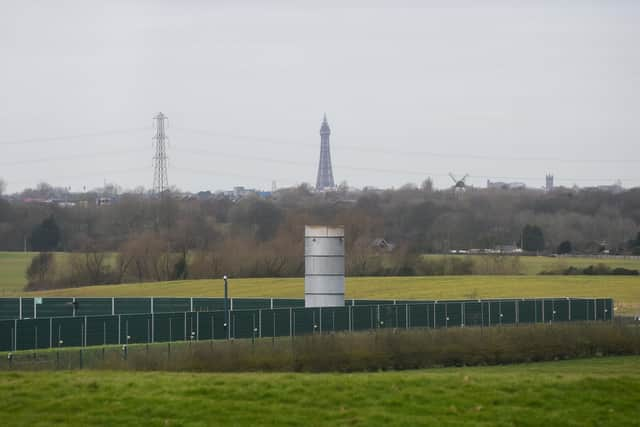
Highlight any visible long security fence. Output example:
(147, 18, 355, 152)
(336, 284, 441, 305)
(0, 297, 613, 352)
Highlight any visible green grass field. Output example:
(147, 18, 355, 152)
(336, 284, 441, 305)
(2, 252, 639, 293)
(1, 356, 638, 426)
(0, 252, 39, 294)
(23, 275, 640, 315)
(2, 252, 639, 315)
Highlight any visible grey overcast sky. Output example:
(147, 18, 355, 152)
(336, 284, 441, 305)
(1, 0, 638, 193)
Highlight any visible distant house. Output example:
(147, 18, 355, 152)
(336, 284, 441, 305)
(372, 238, 396, 252)
(495, 244, 522, 254)
(96, 197, 112, 207)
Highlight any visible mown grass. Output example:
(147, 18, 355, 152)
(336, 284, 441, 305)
(2, 252, 639, 292)
(21, 275, 640, 316)
(0, 252, 40, 294)
(0, 356, 639, 426)
(423, 254, 640, 275)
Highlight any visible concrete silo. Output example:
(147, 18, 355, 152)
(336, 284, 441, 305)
(304, 225, 345, 307)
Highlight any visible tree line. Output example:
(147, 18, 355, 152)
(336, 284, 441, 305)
(1, 182, 638, 288)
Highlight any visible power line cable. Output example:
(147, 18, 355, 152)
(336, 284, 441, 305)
(173, 126, 640, 164)
(0, 128, 148, 146)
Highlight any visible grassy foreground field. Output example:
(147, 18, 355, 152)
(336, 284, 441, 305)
(1, 356, 639, 426)
(25, 275, 640, 315)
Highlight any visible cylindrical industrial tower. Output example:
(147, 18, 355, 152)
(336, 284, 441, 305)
(304, 225, 345, 307)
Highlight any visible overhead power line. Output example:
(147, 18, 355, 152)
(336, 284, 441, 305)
(173, 127, 640, 164)
(0, 128, 148, 146)
(176, 146, 637, 184)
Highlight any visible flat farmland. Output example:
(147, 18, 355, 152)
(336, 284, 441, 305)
(0, 356, 638, 426)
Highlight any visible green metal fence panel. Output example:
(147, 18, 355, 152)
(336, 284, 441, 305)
(378, 304, 395, 329)
(543, 299, 555, 323)
(408, 303, 432, 329)
(193, 311, 226, 340)
(231, 310, 259, 339)
(351, 305, 376, 330)
(21, 298, 34, 319)
(501, 300, 517, 324)
(154, 298, 190, 314)
(153, 313, 186, 342)
(353, 299, 394, 306)
(37, 298, 74, 318)
(233, 298, 271, 311)
(76, 298, 112, 317)
(0, 298, 616, 352)
(292, 307, 321, 336)
(120, 314, 153, 345)
(463, 302, 483, 327)
(552, 299, 570, 322)
(193, 298, 225, 312)
(434, 302, 447, 328)
(272, 298, 305, 308)
(51, 317, 83, 348)
(275, 308, 294, 337)
(85, 316, 119, 346)
(0, 298, 20, 320)
(446, 302, 463, 327)
(114, 298, 151, 315)
(15, 318, 50, 351)
(595, 299, 613, 321)
(569, 299, 587, 321)
(319, 306, 350, 333)
(518, 300, 537, 324)
(0, 320, 13, 351)
(604, 299, 613, 321)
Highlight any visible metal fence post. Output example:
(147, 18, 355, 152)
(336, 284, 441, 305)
(406, 304, 409, 329)
(13, 319, 17, 352)
(49, 318, 53, 349)
(19, 297, 22, 320)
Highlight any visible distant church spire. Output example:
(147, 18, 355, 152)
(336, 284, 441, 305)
(316, 114, 335, 190)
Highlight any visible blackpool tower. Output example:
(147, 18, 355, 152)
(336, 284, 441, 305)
(315, 114, 335, 190)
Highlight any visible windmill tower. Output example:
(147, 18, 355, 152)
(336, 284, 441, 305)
(315, 114, 335, 191)
(449, 173, 469, 197)
(152, 112, 169, 194)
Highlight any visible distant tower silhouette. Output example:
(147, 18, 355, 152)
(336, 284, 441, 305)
(315, 114, 335, 190)
(545, 174, 554, 192)
(152, 112, 169, 194)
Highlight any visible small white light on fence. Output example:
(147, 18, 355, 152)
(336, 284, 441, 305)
(500, 314, 504, 317)
(253, 328, 258, 332)
(59, 340, 63, 345)
(127, 335, 131, 340)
